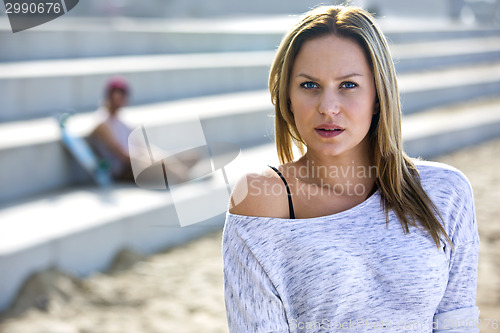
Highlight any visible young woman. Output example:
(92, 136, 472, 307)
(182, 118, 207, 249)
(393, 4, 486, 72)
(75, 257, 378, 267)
(223, 6, 479, 333)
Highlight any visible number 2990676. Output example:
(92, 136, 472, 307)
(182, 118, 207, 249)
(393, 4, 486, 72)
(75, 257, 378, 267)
(5, 2, 62, 14)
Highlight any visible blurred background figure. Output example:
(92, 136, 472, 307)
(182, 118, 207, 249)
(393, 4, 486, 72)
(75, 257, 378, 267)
(89, 77, 134, 182)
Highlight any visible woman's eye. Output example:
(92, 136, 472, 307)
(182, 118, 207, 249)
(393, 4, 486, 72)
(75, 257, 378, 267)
(341, 82, 358, 89)
(300, 82, 318, 89)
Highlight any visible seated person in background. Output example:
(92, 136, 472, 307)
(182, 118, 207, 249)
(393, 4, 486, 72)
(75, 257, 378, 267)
(89, 77, 134, 182)
(89, 76, 202, 186)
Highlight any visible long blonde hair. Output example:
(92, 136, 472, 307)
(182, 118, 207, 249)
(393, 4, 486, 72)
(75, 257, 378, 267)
(269, 5, 451, 248)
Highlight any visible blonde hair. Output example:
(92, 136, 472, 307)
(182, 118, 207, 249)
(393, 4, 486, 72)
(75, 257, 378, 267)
(269, 5, 451, 248)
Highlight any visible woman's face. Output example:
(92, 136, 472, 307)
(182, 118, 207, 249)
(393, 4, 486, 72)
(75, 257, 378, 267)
(289, 34, 377, 161)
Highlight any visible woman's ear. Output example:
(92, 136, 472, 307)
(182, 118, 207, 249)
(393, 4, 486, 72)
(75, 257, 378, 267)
(288, 100, 293, 114)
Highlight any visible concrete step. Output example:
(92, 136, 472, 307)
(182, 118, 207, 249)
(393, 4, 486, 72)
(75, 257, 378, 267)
(393, 37, 500, 72)
(0, 16, 289, 62)
(1, 15, 499, 62)
(1, 96, 500, 312)
(383, 24, 500, 43)
(399, 62, 500, 113)
(403, 97, 500, 158)
(1, 41, 500, 122)
(0, 51, 274, 122)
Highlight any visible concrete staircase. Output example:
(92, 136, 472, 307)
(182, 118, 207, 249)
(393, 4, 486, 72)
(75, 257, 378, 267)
(0, 16, 499, 313)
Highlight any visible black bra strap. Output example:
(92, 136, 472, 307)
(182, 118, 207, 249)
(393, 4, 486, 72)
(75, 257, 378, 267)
(268, 166, 295, 219)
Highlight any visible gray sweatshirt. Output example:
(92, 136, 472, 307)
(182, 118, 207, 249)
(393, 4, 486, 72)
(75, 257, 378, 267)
(223, 160, 479, 332)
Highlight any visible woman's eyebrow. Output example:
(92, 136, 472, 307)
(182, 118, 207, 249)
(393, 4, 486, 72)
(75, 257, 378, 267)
(296, 73, 319, 81)
(336, 73, 363, 80)
(296, 73, 363, 80)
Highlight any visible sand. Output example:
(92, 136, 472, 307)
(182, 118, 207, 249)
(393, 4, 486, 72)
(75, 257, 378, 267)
(1, 138, 499, 333)
(435, 139, 500, 333)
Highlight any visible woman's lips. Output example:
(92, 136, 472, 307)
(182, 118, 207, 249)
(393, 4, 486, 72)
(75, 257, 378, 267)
(315, 128, 344, 138)
(315, 125, 345, 138)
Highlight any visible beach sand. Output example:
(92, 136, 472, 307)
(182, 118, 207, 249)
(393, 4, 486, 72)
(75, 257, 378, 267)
(1, 138, 499, 333)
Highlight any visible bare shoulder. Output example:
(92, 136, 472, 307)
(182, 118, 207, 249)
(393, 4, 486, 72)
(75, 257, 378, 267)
(229, 167, 291, 218)
(89, 122, 107, 137)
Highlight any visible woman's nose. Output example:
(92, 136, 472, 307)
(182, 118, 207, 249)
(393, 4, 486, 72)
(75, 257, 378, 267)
(318, 91, 340, 115)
